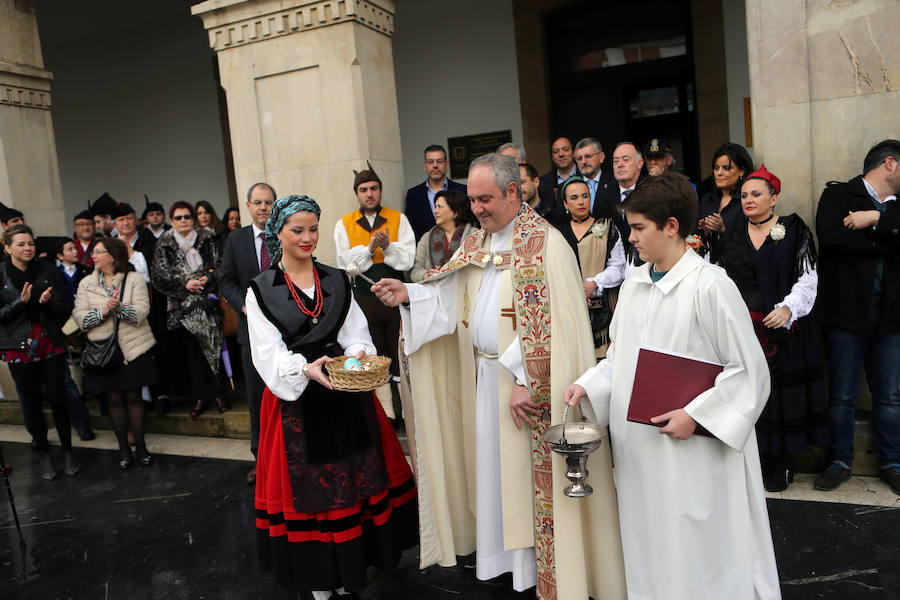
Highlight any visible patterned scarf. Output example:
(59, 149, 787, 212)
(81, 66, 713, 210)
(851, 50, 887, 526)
(172, 229, 203, 272)
(428, 225, 466, 269)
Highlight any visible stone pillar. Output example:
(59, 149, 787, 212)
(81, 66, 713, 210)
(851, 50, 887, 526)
(0, 0, 67, 402)
(0, 0, 66, 236)
(191, 0, 403, 264)
(746, 0, 900, 225)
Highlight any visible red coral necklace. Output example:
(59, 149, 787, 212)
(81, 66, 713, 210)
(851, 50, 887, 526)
(281, 264, 323, 324)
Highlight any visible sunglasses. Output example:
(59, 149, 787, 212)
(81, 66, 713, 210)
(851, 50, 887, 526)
(172, 215, 193, 221)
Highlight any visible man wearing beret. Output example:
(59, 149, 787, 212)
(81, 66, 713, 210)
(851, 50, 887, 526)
(142, 200, 171, 239)
(334, 162, 415, 417)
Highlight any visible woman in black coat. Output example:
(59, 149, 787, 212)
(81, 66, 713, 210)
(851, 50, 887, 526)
(0, 225, 76, 480)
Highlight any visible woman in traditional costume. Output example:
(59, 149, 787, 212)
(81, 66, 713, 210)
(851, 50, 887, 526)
(246, 195, 417, 600)
(719, 165, 828, 491)
(558, 176, 625, 358)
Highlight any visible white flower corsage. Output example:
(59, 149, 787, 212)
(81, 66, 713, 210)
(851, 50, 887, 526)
(590, 220, 608, 239)
(769, 222, 786, 243)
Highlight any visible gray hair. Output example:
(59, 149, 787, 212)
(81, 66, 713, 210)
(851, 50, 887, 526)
(575, 137, 603, 154)
(469, 153, 520, 195)
(615, 141, 643, 161)
(496, 142, 526, 162)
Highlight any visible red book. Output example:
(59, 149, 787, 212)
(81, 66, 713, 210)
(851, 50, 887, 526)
(626, 347, 724, 437)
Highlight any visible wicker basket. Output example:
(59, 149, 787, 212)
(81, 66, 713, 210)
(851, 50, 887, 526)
(325, 355, 392, 392)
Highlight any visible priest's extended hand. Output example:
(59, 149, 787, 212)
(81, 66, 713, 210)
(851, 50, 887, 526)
(650, 408, 697, 440)
(371, 278, 409, 307)
(563, 383, 587, 407)
(510, 384, 541, 430)
(302, 355, 335, 390)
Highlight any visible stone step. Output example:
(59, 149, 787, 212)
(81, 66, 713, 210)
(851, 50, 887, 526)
(0, 402, 875, 474)
(0, 392, 251, 441)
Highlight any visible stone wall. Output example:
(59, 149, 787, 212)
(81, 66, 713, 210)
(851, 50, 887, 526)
(747, 0, 899, 225)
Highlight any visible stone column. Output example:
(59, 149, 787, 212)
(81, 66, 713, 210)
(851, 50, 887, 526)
(0, 0, 67, 402)
(746, 0, 899, 225)
(0, 0, 66, 236)
(191, 0, 403, 264)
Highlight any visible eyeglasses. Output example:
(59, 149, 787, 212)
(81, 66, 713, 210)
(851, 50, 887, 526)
(91, 249, 108, 256)
(248, 200, 274, 207)
(171, 215, 193, 221)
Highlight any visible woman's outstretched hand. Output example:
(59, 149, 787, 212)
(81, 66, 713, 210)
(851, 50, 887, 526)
(303, 355, 334, 390)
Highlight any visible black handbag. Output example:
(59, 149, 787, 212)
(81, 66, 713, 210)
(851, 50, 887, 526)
(81, 286, 124, 372)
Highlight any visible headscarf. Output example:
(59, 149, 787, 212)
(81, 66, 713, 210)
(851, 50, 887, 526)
(265, 194, 321, 261)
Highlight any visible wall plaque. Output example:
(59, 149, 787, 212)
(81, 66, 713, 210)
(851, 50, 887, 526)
(448, 129, 512, 179)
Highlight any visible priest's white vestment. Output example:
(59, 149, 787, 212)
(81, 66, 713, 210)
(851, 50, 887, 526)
(399, 205, 626, 600)
(575, 249, 781, 600)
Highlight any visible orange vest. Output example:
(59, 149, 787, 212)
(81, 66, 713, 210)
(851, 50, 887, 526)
(341, 206, 403, 265)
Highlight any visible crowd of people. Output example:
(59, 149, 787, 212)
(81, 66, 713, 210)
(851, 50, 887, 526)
(0, 195, 245, 479)
(0, 134, 897, 599)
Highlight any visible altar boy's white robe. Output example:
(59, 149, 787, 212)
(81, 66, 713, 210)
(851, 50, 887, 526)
(575, 249, 781, 600)
(400, 209, 626, 600)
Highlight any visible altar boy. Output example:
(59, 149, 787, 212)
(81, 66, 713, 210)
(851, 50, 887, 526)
(565, 172, 781, 599)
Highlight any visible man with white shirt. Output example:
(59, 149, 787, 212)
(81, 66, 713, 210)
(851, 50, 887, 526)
(218, 181, 276, 485)
(608, 141, 646, 244)
(142, 201, 171, 239)
(371, 153, 625, 600)
(334, 162, 415, 411)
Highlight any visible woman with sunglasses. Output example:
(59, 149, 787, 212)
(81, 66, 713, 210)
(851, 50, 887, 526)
(151, 201, 227, 417)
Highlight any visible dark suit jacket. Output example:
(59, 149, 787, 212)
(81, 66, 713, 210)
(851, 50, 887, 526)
(404, 179, 467, 241)
(816, 175, 900, 333)
(538, 168, 581, 228)
(218, 226, 261, 345)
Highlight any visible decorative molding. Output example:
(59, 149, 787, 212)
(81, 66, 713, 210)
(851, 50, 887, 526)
(201, 0, 394, 52)
(0, 63, 53, 110)
(0, 85, 52, 110)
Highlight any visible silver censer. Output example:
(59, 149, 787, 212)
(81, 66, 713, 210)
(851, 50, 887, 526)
(542, 404, 606, 497)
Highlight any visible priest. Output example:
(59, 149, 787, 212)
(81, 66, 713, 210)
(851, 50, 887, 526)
(372, 153, 626, 600)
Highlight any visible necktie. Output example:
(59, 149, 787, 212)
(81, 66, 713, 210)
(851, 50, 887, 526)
(621, 188, 632, 202)
(589, 180, 598, 211)
(258, 232, 271, 271)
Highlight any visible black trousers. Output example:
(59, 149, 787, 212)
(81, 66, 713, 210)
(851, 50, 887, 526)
(355, 296, 400, 377)
(9, 353, 71, 452)
(240, 341, 265, 457)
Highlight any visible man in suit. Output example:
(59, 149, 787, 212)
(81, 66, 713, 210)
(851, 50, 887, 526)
(497, 141, 526, 164)
(574, 137, 618, 219)
(218, 182, 276, 485)
(404, 144, 467, 241)
(538, 136, 579, 225)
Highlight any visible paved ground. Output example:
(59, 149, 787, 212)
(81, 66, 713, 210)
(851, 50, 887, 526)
(1, 427, 898, 599)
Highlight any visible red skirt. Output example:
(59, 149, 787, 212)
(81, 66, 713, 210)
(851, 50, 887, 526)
(254, 387, 417, 592)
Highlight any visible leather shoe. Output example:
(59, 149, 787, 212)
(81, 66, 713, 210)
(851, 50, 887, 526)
(246, 465, 256, 485)
(119, 453, 134, 471)
(77, 426, 96, 441)
(814, 463, 851, 491)
(137, 453, 153, 468)
(189, 398, 207, 419)
(214, 397, 230, 413)
(881, 465, 900, 495)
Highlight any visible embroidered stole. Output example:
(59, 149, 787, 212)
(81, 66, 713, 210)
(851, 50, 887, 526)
(428, 204, 558, 600)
